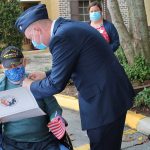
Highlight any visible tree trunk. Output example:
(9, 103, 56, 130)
(107, 0, 150, 64)
(107, 0, 134, 64)
(126, 0, 150, 63)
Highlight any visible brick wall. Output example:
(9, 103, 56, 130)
(117, 0, 129, 29)
(58, 0, 71, 19)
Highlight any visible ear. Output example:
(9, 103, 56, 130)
(32, 26, 41, 43)
(22, 58, 27, 67)
(1, 64, 4, 69)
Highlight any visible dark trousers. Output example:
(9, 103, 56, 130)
(2, 135, 60, 150)
(87, 112, 126, 150)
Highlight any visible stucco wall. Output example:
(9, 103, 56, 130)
(42, 0, 71, 19)
(144, 0, 150, 26)
(41, 0, 59, 20)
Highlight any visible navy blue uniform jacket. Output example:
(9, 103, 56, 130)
(31, 18, 135, 130)
(103, 20, 120, 52)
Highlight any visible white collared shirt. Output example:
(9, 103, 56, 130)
(50, 20, 56, 37)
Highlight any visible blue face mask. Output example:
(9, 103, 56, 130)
(90, 11, 101, 21)
(5, 66, 25, 83)
(32, 40, 47, 50)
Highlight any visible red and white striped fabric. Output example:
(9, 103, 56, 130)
(47, 116, 66, 140)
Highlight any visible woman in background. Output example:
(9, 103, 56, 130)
(88, 1, 120, 52)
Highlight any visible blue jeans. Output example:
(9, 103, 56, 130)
(0, 134, 3, 150)
(59, 144, 68, 150)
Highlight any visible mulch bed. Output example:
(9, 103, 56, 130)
(61, 84, 78, 98)
(131, 106, 150, 117)
(133, 80, 150, 94)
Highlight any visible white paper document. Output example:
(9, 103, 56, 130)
(0, 87, 46, 123)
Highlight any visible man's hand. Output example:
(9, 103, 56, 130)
(47, 116, 66, 140)
(22, 78, 33, 89)
(28, 71, 46, 81)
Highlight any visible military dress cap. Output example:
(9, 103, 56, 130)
(15, 4, 48, 33)
(0, 46, 24, 68)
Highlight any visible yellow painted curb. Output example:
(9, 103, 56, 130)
(74, 144, 90, 150)
(125, 110, 146, 129)
(123, 129, 137, 135)
(54, 94, 79, 111)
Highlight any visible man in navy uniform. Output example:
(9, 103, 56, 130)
(15, 4, 135, 150)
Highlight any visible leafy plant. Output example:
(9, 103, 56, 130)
(115, 46, 128, 65)
(0, 0, 23, 51)
(134, 88, 150, 108)
(115, 47, 150, 82)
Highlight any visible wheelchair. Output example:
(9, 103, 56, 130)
(60, 132, 73, 150)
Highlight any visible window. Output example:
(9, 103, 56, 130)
(79, 0, 89, 22)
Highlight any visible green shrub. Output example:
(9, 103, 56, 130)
(115, 47, 128, 65)
(124, 57, 150, 82)
(0, 0, 23, 51)
(115, 48, 150, 82)
(134, 88, 150, 108)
